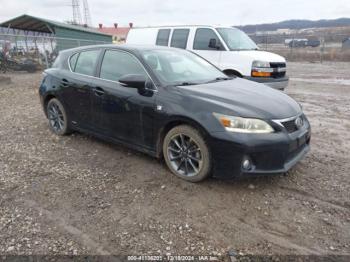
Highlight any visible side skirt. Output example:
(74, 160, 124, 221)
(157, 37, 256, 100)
(70, 125, 158, 158)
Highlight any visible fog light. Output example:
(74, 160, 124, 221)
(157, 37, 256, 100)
(242, 158, 252, 170)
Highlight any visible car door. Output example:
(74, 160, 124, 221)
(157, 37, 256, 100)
(59, 49, 101, 130)
(190, 28, 224, 68)
(91, 49, 156, 148)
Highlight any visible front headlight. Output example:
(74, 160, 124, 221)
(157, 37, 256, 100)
(252, 60, 270, 68)
(251, 60, 273, 77)
(214, 113, 274, 133)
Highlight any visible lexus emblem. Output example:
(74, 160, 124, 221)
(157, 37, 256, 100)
(295, 116, 304, 129)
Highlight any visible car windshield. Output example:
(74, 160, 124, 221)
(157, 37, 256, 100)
(140, 49, 228, 86)
(216, 28, 258, 51)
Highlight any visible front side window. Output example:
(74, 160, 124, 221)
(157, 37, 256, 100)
(193, 28, 223, 50)
(100, 50, 147, 82)
(74, 50, 100, 76)
(216, 28, 258, 50)
(156, 29, 171, 46)
(170, 29, 189, 49)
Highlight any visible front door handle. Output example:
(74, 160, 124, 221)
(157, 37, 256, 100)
(93, 87, 105, 96)
(61, 78, 69, 87)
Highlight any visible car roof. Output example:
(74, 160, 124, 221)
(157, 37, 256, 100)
(60, 44, 182, 55)
(130, 25, 234, 29)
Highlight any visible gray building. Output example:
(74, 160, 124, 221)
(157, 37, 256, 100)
(0, 14, 112, 51)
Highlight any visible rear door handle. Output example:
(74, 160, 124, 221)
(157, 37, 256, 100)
(93, 87, 105, 96)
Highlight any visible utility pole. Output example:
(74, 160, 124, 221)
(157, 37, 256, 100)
(82, 0, 92, 27)
(72, 0, 82, 25)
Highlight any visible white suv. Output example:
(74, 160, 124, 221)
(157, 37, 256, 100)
(126, 25, 288, 90)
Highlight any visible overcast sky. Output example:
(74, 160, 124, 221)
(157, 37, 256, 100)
(0, 0, 349, 27)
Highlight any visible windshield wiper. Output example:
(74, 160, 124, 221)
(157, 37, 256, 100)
(177, 82, 200, 86)
(205, 77, 233, 83)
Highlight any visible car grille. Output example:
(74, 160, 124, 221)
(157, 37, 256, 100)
(282, 119, 298, 133)
(270, 62, 286, 78)
(272, 71, 286, 78)
(270, 62, 286, 68)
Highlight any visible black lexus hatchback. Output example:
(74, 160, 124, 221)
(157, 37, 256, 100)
(39, 45, 310, 182)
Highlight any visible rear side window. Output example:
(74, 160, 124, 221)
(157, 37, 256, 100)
(193, 28, 222, 50)
(156, 29, 170, 46)
(69, 53, 79, 71)
(170, 29, 189, 49)
(74, 50, 100, 76)
(100, 50, 147, 82)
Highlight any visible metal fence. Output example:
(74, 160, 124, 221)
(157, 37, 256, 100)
(250, 32, 350, 63)
(1, 31, 350, 75)
(0, 33, 111, 73)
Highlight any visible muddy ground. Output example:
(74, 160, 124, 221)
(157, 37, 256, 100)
(0, 62, 349, 259)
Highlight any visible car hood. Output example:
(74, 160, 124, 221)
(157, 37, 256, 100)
(236, 50, 286, 63)
(177, 78, 301, 120)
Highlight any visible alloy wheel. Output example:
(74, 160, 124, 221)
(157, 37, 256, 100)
(167, 133, 203, 177)
(48, 102, 65, 133)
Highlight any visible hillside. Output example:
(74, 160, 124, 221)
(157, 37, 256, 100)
(237, 18, 350, 33)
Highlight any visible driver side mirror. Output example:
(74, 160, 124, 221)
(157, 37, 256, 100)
(208, 38, 221, 50)
(119, 74, 147, 89)
(119, 74, 155, 96)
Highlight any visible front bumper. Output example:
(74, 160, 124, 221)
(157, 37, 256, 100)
(208, 118, 311, 179)
(244, 76, 289, 90)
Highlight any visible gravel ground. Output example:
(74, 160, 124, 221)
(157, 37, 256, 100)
(0, 62, 349, 258)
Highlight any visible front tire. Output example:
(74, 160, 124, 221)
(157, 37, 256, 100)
(163, 125, 211, 182)
(46, 98, 70, 136)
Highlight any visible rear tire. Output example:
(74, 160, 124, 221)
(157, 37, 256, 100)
(163, 125, 211, 182)
(46, 98, 71, 136)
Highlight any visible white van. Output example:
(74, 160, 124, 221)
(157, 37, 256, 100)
(126, 26, 288, 90)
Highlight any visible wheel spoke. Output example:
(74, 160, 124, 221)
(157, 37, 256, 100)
(51, 105, 57, 114)
(168, 147, 180, 154)
(189, 147, 200, 153)
(58, 115, 64, 122)
(172, 139, 182, 150)
(179, 134, 185, 148)
(58, 121, 63, 130)
(188, 159, 198, 173)
(184, 159, 190, 175)
(58, 119, 64, 128)
(48, 110, 54, 116)
(177, 159, 184, 171)
(170, 155, 181, 161)
(188, 155, 201, 162)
